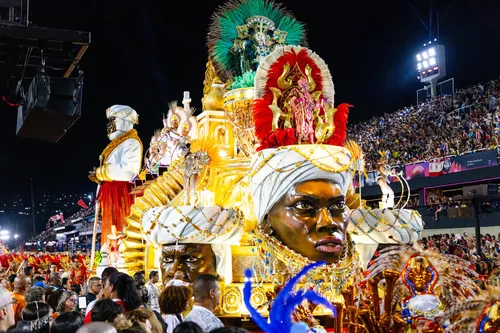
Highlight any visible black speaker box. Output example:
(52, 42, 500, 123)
(16, 71, 83, 143)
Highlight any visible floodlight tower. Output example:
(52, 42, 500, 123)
(415, 40, 446, 98)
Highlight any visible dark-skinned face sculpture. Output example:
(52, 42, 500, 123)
(265, 179, 348, 264)
(160, 243, 217, 285)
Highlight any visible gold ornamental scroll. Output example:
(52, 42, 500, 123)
(223, 88, 257, 157)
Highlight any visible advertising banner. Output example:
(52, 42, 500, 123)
(356, 149, 499, 188)
(405, 162, 429, 180)
(437, 150, 497, 176)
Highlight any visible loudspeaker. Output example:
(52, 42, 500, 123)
(16, 71, 83, 143)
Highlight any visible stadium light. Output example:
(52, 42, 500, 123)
(14, 234, 19, 239)
(415, 44, 447, 97)
(0, 230, 9, 235)
(0, 235, 9, 240)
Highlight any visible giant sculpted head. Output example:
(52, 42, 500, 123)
(251, 146, 353, 265)
(249, 46, 356, 266)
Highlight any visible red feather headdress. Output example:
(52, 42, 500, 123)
(253, 46, 352, 150)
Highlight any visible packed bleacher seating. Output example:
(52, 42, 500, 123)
(349, 80, 500, 170)
(418, 232, 500, 287)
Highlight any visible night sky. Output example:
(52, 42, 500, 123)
(0, 0, 499, 230)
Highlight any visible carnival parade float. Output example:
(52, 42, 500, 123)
(86, 0, 499, 331)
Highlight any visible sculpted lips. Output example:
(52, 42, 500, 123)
(314, 236, 343, 253)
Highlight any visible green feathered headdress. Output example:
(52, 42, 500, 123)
(207, 0, 307, 82)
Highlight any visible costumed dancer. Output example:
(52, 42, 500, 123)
(377, 175, 395, 209)
(349, 158, 423, 269)
(145, 95, 197, 173)
(89, 105, 142, 269)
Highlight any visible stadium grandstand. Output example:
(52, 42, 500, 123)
(354, 79, 500, 238)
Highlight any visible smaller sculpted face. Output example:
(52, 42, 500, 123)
(266, 179, 348, 264)
(107, 117, 117, 136)
(160, 244, 216, 285)
(407, 256, 434, 293)
(170, 115, 180, 130)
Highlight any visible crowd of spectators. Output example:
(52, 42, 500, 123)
(28, 207, 99, 252)
(0, 264, 249, 333)
(419, 232, 500, 286)
(348, 80, 500, 170)
(67, 207, 95, 223)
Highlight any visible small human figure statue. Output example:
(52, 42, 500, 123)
(107, 225, 124, 268)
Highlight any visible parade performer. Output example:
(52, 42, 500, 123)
(89, 105, 142, 248)
(69, 257, 86, 286)
(145, 94, 197, 173)
(377, 175, 395, 209)
(349, 158, 423, 269)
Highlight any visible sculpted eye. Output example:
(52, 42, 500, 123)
(330, 202, 346, 210)
(184, 256, 199, 263)
(294, 201, 314, 211)
(162, 257, 174, 264)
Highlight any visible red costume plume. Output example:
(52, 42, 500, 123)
(325, 103, 352, 146)
(253, 46, 351, 150)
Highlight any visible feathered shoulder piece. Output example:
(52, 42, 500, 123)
(207, 0, 307, 82)
(253, 45, 351, 150)
(440, 286, 500, 332)
(365, 245, 480, 317)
